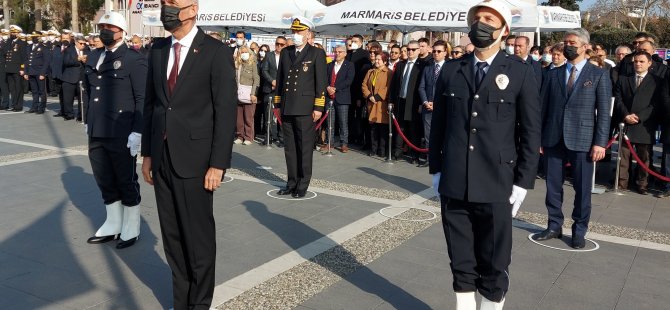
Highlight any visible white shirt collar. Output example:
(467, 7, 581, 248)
(105, 40, 125, 53)
(637, 71, 648, 79)
(171, 25, 198, 49)
(435, 60, 445, 67)
(473, 51, 498, 67)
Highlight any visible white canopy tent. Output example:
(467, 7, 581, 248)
(195, 0, 326, 33)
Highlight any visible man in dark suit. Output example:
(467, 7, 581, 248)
(60, 36, 82, 120)
(273, 16, 327, 198)
(429, 2, 541, 308)
(5, 25, 26, 111)
(141, 1, 237, 308)
(49, 35, 66, 116)
(514, 35, 542, 86)
(24, 32, 51, 114)
(537, 28, 612, 249)
(417, 40, 447, 167)
(614, 52, 667, 194)
(0, 29, 12, 110)
(261, 35, 287, 146)
(346, 34, 370, 146)
(660, 82, 670, 198)
(84, 12, 147, 251)
(389, 40, 426, 163)
(326, 44, 355, 153)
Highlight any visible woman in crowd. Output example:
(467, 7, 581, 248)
(400, 45, 409, 61)
(530, 46, 541, 61)
(361, 52, 393, 157)
(254, 44, 271, 138)
(234, 45, 260, 145)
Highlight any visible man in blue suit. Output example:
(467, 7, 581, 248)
(326, 45, 355, 152)
(535, 28, 612, 249)
(418, 40, 447, 167)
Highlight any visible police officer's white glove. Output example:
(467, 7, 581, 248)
(127, 132, 142, 157)
(509, 185, 527, 217)
(84, 124, 88, 135)
(431, 172, 441, 197)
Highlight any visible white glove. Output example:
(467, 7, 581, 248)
(509, 185, 527, 217)
(432, 172, 441, 197)
(127, 132, 142, 157)
(84, 124, 88, 135)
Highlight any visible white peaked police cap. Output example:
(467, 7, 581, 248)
(467, 0, 512, 32)
(97, 11, 128, 33)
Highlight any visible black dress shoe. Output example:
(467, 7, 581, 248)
(532, 228, 562, 241)
(53, 113, 64, 117)
(571, 236, 586, 249)
(76, 117, 82, 122)
(87, 234, 119, 244)
(292, 190, 306, 198)
(116, 237, 138, 249)
(63, 116, 74, 121)
(25, 109, 36, 113)
(277, 188, 294, 195)
(11, 108, 22, 112)
(36, 111, 44, 115)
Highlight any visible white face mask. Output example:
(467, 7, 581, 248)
(351, 42, 360, 50)
(240, 52, 250, 61)
(259, 51, 266, 58)
(292, 33, 304, 46)
(1, 35, 8, 40)
(236, 38, 244, 46)
(542, 53, 552, 63)
(531, 54, 540, 61)
(505, 45, 514, 55)
(41, 37, 48, 43)
(49, 36, 56, 42)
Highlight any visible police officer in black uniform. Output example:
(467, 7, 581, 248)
(84, 12, 147, 249)
(24, 32, 51, 114)
(274, 16, 327, 198)
(0, 29, 11, 110)
(429, 1, 541, 309)
(5, 25, 26, 111)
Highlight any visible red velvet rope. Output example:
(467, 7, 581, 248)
(272, 108, 282, 126)
(391, 114, 428, 153)
(623, 136, 670, 182)
(606, 134, 618, 149)
(313, 111, 329, 131)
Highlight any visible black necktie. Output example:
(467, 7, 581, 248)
(475, 61, 488, 89)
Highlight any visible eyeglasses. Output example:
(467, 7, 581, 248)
(390, 51, 400, 54)
(275, 42, 286, 46)
(407, 48, 418, 52)
(633, 40, 645, 45)
(451, 51, 462, 55)
(432, 50, 445, 54)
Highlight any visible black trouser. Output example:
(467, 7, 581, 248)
(88, 137, 141, 206)
(0, 71, 9, 108)
(28, 76, 47, 112)
(61, 81, 79, 118)
(154, 144, 215, 310)
(7, 72, 22, 109)
(48, 75, 59, 96)
(348, 99, 363, 144)
(254, 92, 270, 137)
(370, 123, 388, 156)
(441, 197, 512, 303)
(283, 114, 316, 192)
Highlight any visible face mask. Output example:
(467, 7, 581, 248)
(240, 52, 250, 61)
(351, 42, 360, 50)
(32, 37, 39, 44)
(259, 51, 266, 58)
(10, 34, 16, 40)
(236, 38, 244, 46)
(161, 5, 191, 32)
(61, 40, 70, 46)
(99, 29, 118, 47)
(531, 54, 540, 61)
(48, 36, 55, 41)
(292, 33, 304, 46)
(41, 37, 48, 43)
(1, 35, 7, 40)
(468, 22, 504, 50)
(132, 44, 141, 50)
(563, 45, 579, 61)
(505, 45, 514, 55)
(542, 53, 552, 63)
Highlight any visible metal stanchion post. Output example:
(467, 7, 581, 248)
(386, 103, 393, 164)
(324, 100, 334, 156)
(79, 81, 85, 124)
(614, 123, 625, 195)
(266, 95, 272, 149)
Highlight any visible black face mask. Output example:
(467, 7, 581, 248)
(61, 40, 70, 47)
(468, 22, 501, 49)
(99, 29, 118, 47)
(10, 34, 16, 40)
(161, 4, 192, 32)
(32, 37, 39, 44)
(563, 45, 580, 61)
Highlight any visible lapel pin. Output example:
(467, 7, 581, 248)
(193, 48, 199, 54)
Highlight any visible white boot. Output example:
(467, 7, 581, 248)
(480, 296, 505, 310)
(117, 205, 140, 249)
(456, 292, 477, 310)
(87, 201, 123, 243)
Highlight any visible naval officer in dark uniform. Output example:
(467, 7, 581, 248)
(273, 16, 327, 198)
(24, 32, 51, 114)
(5, 25, 26, 111)
(83, 12, 147, 249)
(0, 29, 11, 110)
(429, 1, 541, 309)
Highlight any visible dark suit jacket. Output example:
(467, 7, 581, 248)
(49, 43, 64, 80)
(326, 59, 355, 105)
(541, 61, 612, 152)
(389, 59, 425, 121)
(141, 28, 237, 179)
(429, 52, 541, 203)
(261, 51, 279, 94)
(84, 44, 147, 138)
(61, 45, 82, 84)
(346, 48, 370, 102)
(274, 44, 328, 115)
(614, 73, 667, 144)
(522, 55, 543, 87)
(418, 60, 443, 104)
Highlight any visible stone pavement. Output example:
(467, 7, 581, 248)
(0, 98, 668, 309)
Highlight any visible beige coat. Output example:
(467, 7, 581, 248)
(362, 66, 393, 124)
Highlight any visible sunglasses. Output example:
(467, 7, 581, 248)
(275, 42, 286, 46)
(451, 51, 462, 54)
(407, 48, 419, 52)
(432, 50, 445, 54)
